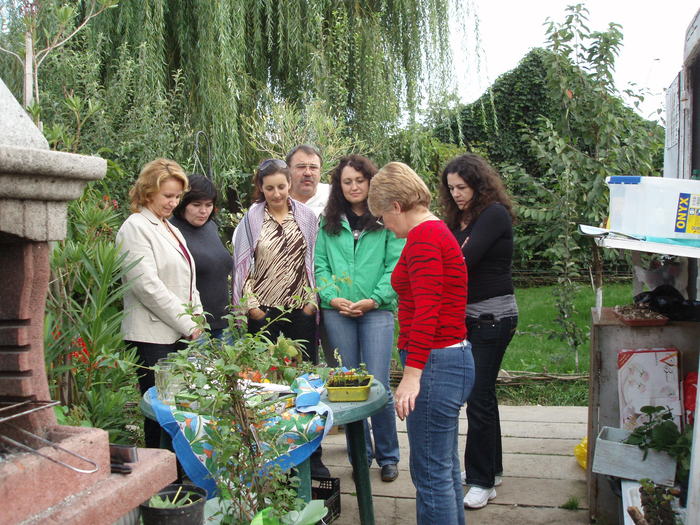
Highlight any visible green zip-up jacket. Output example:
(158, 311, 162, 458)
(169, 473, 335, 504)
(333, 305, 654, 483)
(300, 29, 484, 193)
(315, 216, 406, 311)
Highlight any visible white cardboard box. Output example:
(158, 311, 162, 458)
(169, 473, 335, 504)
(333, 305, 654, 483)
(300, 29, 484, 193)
(617, 347, 682, 431)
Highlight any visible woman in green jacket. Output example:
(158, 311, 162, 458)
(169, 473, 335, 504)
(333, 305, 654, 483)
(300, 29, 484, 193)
(315, 154, 405, 482)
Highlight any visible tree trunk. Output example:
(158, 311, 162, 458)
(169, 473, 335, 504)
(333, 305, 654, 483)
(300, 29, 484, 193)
(23, 31, 33, 107)
(592, 242, 604, 311)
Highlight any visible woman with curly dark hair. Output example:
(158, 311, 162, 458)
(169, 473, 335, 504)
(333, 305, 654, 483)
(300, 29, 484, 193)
(440, 153, 518, 509)
(315, 154, 404, 482)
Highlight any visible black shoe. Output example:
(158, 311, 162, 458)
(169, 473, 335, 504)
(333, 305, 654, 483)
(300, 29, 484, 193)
(310, 455, 331, 478)
(381, 463, 399, 482)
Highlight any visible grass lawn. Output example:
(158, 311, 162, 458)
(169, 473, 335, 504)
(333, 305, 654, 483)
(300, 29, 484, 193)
(387, 281, 634, 404)
(504, 281, 633, 375)
(495, 281, 633, 405)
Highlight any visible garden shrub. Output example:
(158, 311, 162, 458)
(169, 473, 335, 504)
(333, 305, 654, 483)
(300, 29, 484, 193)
(45, 185, 142, 444)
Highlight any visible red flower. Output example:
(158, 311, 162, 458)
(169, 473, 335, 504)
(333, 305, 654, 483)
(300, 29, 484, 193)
(69, 337, 90, 364)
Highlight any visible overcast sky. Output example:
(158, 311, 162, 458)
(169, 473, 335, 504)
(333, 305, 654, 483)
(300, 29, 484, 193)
(451, 0, 699, 121)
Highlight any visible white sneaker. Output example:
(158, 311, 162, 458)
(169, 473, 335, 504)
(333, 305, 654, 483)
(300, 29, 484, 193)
(463, 486, 497, 509)
(461, 471, 502, 487)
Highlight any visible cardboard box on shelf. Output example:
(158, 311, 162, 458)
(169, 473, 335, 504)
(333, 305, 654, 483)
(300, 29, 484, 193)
(617, 347, 682, 431)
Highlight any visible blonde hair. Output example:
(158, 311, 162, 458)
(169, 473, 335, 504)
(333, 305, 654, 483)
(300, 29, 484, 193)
(129, 158, 189, 213)
(367, 161, 431, 216)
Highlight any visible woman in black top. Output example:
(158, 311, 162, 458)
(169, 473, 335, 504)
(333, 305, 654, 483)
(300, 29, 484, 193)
(170, 174, 233, 338)
(440, 153, 518, 509)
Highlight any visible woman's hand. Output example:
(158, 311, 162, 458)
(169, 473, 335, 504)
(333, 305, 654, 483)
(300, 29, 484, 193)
(347, 299, 377, 315)
(248, 307, 267, 321)
(395, 366, 422, 420)
(330, 297, 354, 315)
(189, 328, 203, 340)
(302, 303, 317, 316)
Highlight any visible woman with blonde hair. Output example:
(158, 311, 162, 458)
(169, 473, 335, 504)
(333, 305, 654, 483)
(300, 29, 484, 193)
(116, 158, 202, 447)
(368, 161, 474, 525)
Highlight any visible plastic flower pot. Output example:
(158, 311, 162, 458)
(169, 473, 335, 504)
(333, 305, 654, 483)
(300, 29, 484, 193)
(139, 483, 207, 525)
(326, 375, 373, 402)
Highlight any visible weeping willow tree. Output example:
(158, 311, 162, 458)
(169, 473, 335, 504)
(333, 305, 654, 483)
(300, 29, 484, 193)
(1, 0, 459, 179)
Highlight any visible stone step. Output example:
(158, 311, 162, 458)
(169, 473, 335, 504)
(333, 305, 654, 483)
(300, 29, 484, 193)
(502, 452, 584, 481)
(22, 447, 177, 525)
(499, 420, 588, 440)
(502, 436, 581, 455)
(323, 429, 583, 458)
(321, 404, 590, 525)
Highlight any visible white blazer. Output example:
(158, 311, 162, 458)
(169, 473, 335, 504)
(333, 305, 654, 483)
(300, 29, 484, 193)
(116, 207, 202, 344)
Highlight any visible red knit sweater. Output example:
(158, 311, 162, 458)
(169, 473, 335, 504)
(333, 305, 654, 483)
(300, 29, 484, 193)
(392, 220, 468, 369)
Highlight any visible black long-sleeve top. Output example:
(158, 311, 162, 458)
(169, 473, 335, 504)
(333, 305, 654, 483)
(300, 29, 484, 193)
(169, 216, 233, 330)
(451, 203, 514, 304)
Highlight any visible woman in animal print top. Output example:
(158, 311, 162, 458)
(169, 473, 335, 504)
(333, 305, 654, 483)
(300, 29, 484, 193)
(232, 159, 319, 363)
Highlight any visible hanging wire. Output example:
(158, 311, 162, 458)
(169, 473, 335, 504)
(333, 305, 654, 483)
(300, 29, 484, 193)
(193, 130, 213, 179)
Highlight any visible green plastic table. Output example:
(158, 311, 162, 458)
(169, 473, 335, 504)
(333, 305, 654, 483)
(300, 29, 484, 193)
(141, 379, 388, 525)
(317, 379, 388, 525)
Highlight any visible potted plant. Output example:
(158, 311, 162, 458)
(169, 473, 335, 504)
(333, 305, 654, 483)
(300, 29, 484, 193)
(325, 363, 373, 402)
(167, 305, 325, 524)
(139, 483, 207, 525)
(592, 405, 689, 487)
(627, 478, 677, 525)
(624, 406, 693, 506)
(250, 500, 328, 525)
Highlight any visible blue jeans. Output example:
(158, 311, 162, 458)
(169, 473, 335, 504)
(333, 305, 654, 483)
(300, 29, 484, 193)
(401, 342, 474, 525)
(464, 315, 518, 488)
(323, 308, 400, 466)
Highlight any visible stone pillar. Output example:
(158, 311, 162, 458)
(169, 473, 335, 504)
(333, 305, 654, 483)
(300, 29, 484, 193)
(0, 78, 106, 432)
(0, 78, 176, 525)
(0, 241, 52, 430)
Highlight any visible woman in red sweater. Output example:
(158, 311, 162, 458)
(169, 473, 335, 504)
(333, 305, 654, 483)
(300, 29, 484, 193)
(368, 162, 475, 525)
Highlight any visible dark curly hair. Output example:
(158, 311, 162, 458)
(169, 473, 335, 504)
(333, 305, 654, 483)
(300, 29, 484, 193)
(323, 155, 382, 235)
(440, 153, 515, 230)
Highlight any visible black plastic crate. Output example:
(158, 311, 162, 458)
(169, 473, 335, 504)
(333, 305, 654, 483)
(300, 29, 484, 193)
(311, 475, 340, 524)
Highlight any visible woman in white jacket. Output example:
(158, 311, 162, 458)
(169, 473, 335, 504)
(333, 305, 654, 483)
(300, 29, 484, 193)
(116, 158, 202, 447)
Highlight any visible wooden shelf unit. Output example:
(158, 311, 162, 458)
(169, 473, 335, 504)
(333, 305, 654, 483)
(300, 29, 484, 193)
(587, 307, 700, 524)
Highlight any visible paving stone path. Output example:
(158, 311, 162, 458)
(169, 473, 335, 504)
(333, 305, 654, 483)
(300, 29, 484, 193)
(322, 405, 590, 525)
